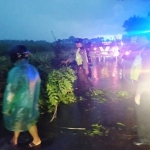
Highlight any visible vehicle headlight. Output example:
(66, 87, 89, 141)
(94, 47, 97, 50)
(125, 51, 130, 55)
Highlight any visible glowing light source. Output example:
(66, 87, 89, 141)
(127, 30, 150, 36)
(113, 51, 119, 56)
(94, 47, 97, 50)
(125, 51, 130, 55)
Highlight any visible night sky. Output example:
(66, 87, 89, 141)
(0, 0, 149, 42)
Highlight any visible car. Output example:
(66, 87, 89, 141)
(90, 41, 119, 63)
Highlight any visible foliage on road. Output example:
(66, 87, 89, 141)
(84, 124, 109, 137)
(39, 66, 77, 121)
(103, 90, 134, 101)
(78, 90, 107, 103)
(46, 67, 76, 108)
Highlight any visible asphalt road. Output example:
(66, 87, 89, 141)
(0, 59, 149, 150)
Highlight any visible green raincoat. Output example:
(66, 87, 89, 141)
(2, 59, 41, 132)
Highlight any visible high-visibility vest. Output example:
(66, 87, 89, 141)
(75, 48, 83, 65)
(130, 54, 142, 81)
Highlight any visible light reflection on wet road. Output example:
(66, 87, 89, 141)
(42, 59, 144, 150)
(91, 59, 121, 91)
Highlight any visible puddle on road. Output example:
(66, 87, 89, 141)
(92, 60, 122, 91)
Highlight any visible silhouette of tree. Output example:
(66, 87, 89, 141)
(122, 15, 150, 33)
(68, 36, 76, 43)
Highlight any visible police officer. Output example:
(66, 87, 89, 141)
(133, 31, 150, 145)
(62, 38, 93, 94)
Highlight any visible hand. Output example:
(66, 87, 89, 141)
(135, 93, 141, 105)
(61, 60, 68, 64)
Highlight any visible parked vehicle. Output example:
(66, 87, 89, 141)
(90, 41, 119, 63)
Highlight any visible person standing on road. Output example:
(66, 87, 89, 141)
(62, 38, 93, 94)
(134, 31, 150, 145)
(85, 42, 93, 79)
(2, 45, 41, 148)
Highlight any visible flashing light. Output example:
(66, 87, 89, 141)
(125, 51, 130, 55)
(114, 51, 119, 57)
(127, 30, 150, 36)
(94, 47, 97, 50)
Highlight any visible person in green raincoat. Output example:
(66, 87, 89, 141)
(2, 45, 41, 147)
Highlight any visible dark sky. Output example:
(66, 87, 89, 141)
(0, 0, 149, 42)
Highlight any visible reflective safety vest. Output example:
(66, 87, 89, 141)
(130, 54, 142, 81)
(75, 48, 83, 65)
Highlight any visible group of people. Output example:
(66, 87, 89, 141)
(1, 29, 150, 148)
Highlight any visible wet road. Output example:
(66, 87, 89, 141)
(0, 59, 149, 150)
(92, 59, 121, 90)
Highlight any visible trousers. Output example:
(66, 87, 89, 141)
(77, 66, 93, 92)
(135, 91, 150, 142)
